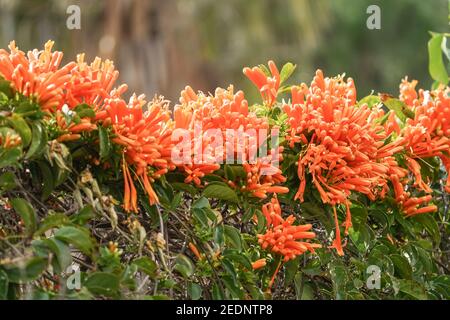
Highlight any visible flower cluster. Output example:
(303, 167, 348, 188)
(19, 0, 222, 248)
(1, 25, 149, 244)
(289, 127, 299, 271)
(243, 60, 280, 107)
(0, 41, 75, 111)
(258, 197, 320, 262)
(282, 70, 405, 254)
(1, 41, 446, 262)
(391, 79, 450, 216)
(173, 85, 287, 198)
(0, 41, 172, 212)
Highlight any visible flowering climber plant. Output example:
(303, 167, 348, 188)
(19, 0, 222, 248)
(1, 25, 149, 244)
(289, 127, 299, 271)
(0, 41, 448, 301)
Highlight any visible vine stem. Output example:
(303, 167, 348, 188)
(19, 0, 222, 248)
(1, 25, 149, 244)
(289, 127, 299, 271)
(268, 260, 283, 290)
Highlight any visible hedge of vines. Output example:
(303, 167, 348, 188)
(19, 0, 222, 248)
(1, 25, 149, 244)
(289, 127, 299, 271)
(0, 37, 449, 300)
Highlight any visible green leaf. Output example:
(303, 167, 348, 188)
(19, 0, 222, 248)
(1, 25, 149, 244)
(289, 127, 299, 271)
(302, 256, 323, 276)
(0, 77, 12, 97)
(170, 192, 182, 210)
(25, 122, 47, 159)
(279, 62, 297, 84)
(299, 282, 315, 300)
(74, 104, 96, 118)
(192, 197, 210, 209)
(203, 184, 238, 203)
(0, 147, 21, 168)
(55, 226, 95, 255)
(285, 257, 300, 285)
(187, 282, 202, 300)
(133, 257, 158, 278)
(224, 165, 235, 181)
(121, 264, 138, 290)
(174, 254, 194, 278)
(0, 171, 17, 191)
(37, 161, 55, 200)
(42, 238, 72, 271)
(192, 208, 209, 228)
(224, 252, 252, 270)
(35, 213, 69, 236)
(7, 115, 31, 147)
(2, 257, 47, 283)
(222, 275, 243, 299)
(300, 202, 330, 228)
(428, 33, 448, 85)
(348, 226, 370, 253)
(429, 275, 450, 298)
(212, 283, 224, 300)
(84, 272, 120, 297)
(11, 198, 37, 236)
(398, 279, 428, 300)
(350, 206, 368, 229)
(0, 269, 8, 300)
(330, 264, 348, 300)
(98, 126, 111, 161)
(214, 225, 225, 246)
(294, 272, 314, 300)
(412, 214, 441, 246)
(242, 206, 256, 223)
(70, 205, 95, 225)
(171, 182, 198, 195)
(14, 100, 40, 115)
(358, 95, 381, 108)
(381, 97, 414, 122)
(390, 254, 413, 280)
(221, 258, 238, 283)
(223, 225, 242, 251)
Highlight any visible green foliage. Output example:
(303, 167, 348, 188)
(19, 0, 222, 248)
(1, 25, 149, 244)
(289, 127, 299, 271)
(428, 33, 449, 85)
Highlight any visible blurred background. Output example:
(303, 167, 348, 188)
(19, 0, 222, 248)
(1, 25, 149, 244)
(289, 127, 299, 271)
(0, 0, 448, 103)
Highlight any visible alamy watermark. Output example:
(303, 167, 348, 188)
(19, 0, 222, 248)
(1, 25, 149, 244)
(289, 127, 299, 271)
(366, 265, 381, 290)
(66, 264, 81, 290)
(366, 5, 381, 30)
(66, 5, 81, 30)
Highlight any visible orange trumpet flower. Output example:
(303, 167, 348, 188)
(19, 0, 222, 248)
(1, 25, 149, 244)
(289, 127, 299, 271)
(104, 94, 173, 212)
(243, 60, 280, 107)
(251, 258, 267, 270)
(257, 197, 320, 262)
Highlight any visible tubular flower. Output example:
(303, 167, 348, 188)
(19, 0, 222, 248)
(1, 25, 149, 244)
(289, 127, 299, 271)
(188, 242, 203, 260)
(54, 109, 97, 142)
(329, 205, 345, 256)
(243, 60, 280, 107)
(105, 94, 173, 212)
(65, 54, 121, 110)
(399, 78, 450, 158)
(243, 159, 288, 199)
(283, 70, 405, 254)
(399, 77, 418, 106)
(257, 217, 320, 262)
(173, 85, 286, 195)
(384, 111, 401, 136)
(0, 130, 22, 149)
(258, 197, 320, 262)
(390, 174, 437, 217)
(400, 83, 450, 160)
(0, 41, 76, 112)
(251, 258, 267, 270)
(386, 78, 450, 216)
